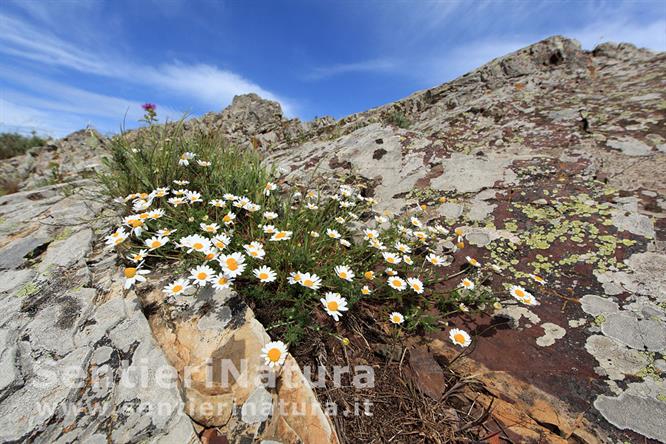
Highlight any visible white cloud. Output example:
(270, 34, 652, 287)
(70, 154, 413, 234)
(305, 58, 397, 80)
(0, 11, 294, 132)
(570, 18, 666, 51)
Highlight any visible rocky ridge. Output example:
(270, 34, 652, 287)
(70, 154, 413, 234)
(1, 35, 665, 442)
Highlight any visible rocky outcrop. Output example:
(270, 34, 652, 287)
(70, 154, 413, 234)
(0, 180, 198, 443)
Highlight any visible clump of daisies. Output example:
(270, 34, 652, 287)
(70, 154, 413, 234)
(99, 111, 534, 360)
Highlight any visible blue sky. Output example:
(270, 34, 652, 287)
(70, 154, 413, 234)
(1, 0, 664, 137)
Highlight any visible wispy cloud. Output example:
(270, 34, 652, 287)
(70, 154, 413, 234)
(305, 58, 397, 80)
(0, 11, 294, 136)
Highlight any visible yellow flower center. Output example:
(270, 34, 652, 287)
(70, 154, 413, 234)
(470, 259, 478, 266)
(454, 333, 466, 344)
(251, 251, 259, 256)
(364, 271, 374, 280)
(139, 213, 149, 219)
(267, 348, 281, 362)
(362, 288, 370, 295)
(515, 288, 525, 298)
(392, 279, 402, 287)
(197, 272, 207, 280)
(303, 279, 314, 287)
(192, 242, 203, 250)
(151, 240, 161, 248)
(215, 242, 225, 249)
(392, 315, 401, 323)
(226, 258, 238, 271)
(387, 257, 396, 263)
(456, 241, 465, 249)
(259, 272, 269, 280)
(223, 215, 232, 222)
(206, 253, 215, 260)
(327, 301, 339, 311)
(172, 284, 183, 293)
(217, 277, 227, 285)
(455, 228, 463, 236)
(124, 268, 137, 278)
(412, 283, 421, 291)
(129, 219, 142, 227)
(339, 272, 347, 279)
(275, 232, 285, 239)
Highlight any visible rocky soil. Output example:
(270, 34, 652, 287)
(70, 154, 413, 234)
(1, 35, 664, 443)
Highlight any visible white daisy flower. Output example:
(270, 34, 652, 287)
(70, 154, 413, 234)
(364, 229, 379, 240)
(185, 190, 202, 203)
(334, 216, 345, 224)
(173, 180, 189, 186)
(306, 202, 319, 210)
(212, 275, 234, 290)
(394, 242, 411, 254)
(334, 265, 354, 281)
(299, 272, 322, 290)
(244, 242, 266, 260)
(460, 278, 475, 290)
(151, 187, 169, 198)
(105, 228, 129, 248)
(426, 253, 446, 266)
(263, 211, 278, 220)
(178, 151, 196, 166)
(361, 285, 371, 295)
(262, 224, 277, 234)
(407, 277, 424, 294)
(510, 285, 538, 305)
(218, 252, 246, 278)
(382, 252, 402, 265)
(223, 193, 238, 201)
(410, 216, 422, 228)
(148, 209, 165, 219)
(326, 228, 341, 239)
(189, 265, 216, 286)
(253, 266, 276, 283)
(197, 160, 211, 167)
(529, 274, 546, 285)
(339, 239, 351, 247)
(212, 233, 231, 250)
(320, 292, 348, 321)
(387, 276, 407, 291)
(222, 212, 236, 225)
(261, 340, 288, 368)
(200, 223, 220, 234)
(310, 231, 320, 237)
(403, 255, 414, 265)
(264, 182, 278, 196)
(163, 278, 192, 297)
(288, 271, 303, 285)
(449, 328, 471, 347)
(466, 256, 481, 268)
(178, 235, 211, 253)
(123, 266, 150, 289)
(127, 249, 148, 263)
(209, 199, 226, 208)
(202, 248, 219, 262)
(145, 235, 169, 250)
(157, 228, 176, 237)
(389, 312, 404, 325)
(167, 196, 186, 207)
(270, 230, 292, 241)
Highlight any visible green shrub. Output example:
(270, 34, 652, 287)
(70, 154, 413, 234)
(98, 113, 523, 357)
(384, 109, 411, 129)
(0, 131, 46, 159)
